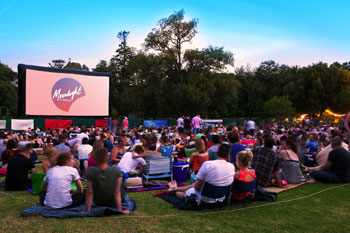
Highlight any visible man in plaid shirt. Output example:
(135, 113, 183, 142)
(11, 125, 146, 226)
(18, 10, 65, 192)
(251, 137, 283, 188)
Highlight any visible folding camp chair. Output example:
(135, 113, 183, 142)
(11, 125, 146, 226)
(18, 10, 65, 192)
(231, 179, 257, 201)
(190, 155, 209, 184)
(160, 145, 174, 158)
(185, 148, 196, 158)
(142, 158, 173, 182)
(199, 182, 231, 206)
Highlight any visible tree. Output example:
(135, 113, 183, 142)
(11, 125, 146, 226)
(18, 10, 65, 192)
(263, 96, 296, 118)
(144, 9, 198, 84)
(0, 63, 16, 83)
(64, 61, 89, 71)
(49, 59, 65, 68)
(0, 63, 17, 116)
(0, 80, 17, 117)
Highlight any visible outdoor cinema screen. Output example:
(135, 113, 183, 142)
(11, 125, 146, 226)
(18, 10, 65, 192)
(18, 64, 110, 117)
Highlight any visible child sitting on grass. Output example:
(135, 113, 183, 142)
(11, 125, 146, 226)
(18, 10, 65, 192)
(85, 148, 129, 214)
(231, 151, 256, 200)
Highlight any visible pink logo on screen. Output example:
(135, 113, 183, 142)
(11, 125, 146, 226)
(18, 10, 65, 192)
(51, 78, 86, 112)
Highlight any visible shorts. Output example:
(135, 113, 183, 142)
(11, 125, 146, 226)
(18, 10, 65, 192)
(178, 127, 184, 134)
(184, 187, 201, 203)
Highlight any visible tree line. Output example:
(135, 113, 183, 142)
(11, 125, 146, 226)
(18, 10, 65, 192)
(1, 10, 350, 118)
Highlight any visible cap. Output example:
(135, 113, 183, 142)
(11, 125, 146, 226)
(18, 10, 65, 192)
(18, 141, 32, 151)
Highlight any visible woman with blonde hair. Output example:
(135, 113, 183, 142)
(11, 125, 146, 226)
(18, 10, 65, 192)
(189, 138, 209, 172)
(231, 150, 256, 200)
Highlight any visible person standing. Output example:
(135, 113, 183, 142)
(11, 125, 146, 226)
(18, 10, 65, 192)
(246, 118, 255, 136)
(183, 114, 192, 133)
(177, 115, 184, 134)
(122, 117, 129, 131)
(192, 114, 203, 134)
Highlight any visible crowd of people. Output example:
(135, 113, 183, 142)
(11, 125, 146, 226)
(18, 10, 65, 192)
(0, 114, 349, 212)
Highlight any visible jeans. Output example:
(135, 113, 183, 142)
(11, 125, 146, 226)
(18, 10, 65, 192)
(310, 170, 343, 183)
(193, 128, 199, 134)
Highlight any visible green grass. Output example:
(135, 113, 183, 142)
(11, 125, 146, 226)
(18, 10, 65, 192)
(0, 158, 350, 232)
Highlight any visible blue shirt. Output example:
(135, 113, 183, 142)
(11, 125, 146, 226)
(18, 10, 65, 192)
(306, 141, 318, 155)
(54, 143, 71, 155)
(230, 143, 246, 165)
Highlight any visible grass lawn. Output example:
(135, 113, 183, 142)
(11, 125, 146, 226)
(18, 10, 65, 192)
(0, 158, 349, 233)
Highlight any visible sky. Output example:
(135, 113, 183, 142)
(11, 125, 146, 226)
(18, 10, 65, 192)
(1, 0, 350, 71)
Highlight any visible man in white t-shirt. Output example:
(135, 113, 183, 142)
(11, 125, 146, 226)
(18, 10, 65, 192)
(169, 144, 235, 204)
(117, 145, 146, 173)
(177, 115, 184, 134)
(246, 118, 255, 136)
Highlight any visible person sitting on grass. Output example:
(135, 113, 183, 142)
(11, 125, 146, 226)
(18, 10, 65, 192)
(118, 145, 146, 179)
(251, 136, 283, 188)
(2, 139, 19, 166)
(88, 140, 104, 168)
(85, 148, 130, 214)
(305, 137, 350, 183)
(40, 152, 84, 209)
(133, 134, 162, 159)
(5, 143, 36, 191)
(75, 138, 93, 173)
(42, 147, 58, 174)
(231, 151, 256, 200)
(188, 138, 209, 171)
(168, 144, 235, 204)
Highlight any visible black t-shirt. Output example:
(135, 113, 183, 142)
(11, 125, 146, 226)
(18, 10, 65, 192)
(328, 147, 350, 182)
(184, 118, 191, 130)
(5, 154, 35, 191)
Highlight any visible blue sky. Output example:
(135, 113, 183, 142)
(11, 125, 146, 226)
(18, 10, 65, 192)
(1, 0, 350, 71)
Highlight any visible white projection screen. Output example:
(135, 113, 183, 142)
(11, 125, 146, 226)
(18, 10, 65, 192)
(17, 64, 110, 117)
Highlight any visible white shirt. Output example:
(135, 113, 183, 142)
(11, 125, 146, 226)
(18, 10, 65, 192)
(177, 118, 184, 127)
(44, 166, 80, 209)
(188, 159, 234, 203)
(117, 152, 146, 173)
(197, 159, 235, 187)
(77, 144, 93, 160)
(246, 120, 255, 130)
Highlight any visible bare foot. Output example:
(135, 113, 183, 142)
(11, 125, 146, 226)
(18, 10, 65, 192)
(168, 180, 178, 191)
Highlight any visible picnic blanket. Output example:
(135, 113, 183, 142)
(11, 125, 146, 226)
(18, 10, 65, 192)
(126, 186, 167, 192)
(21, 196, 136, 218)
(158, 187, 277, 210)
(264, 182, 307, 193)
(158, 193, 229, 210)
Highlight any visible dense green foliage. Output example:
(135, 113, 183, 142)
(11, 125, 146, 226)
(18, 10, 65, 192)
(2, 10, 350, 118)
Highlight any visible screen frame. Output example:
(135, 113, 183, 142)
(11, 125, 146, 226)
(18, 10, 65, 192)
(17, 64, 111, 118)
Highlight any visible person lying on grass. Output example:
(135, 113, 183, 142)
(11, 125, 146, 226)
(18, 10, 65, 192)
(40, 152, 84, 209)
(85, 148, 129, 214)
(168, 144, 235, 204)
